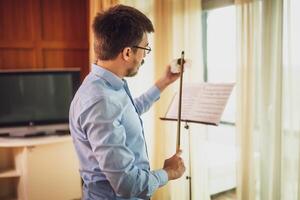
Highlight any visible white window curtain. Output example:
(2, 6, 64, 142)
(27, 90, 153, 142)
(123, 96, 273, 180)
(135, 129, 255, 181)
(152, 1, 206, 199)
(236, 0, 300, 199)
(282, 0, 300, 199)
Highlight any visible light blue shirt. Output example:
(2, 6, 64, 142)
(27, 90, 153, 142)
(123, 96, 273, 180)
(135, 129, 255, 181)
(69, 64, 168, 200)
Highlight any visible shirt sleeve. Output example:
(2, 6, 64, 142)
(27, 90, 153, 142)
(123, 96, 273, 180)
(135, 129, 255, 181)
(133, 85, 161, 115)
(80, 97, 168, 199)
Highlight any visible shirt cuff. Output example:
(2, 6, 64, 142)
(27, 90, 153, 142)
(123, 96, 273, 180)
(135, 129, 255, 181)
(153, 169, 168, 187)
(146, 85, 161, 102)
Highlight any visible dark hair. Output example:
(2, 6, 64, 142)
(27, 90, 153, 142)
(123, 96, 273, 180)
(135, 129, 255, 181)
(92, 4, 154, 60)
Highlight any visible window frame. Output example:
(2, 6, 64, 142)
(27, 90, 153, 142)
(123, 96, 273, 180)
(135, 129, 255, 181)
(202, 0, 234, 11)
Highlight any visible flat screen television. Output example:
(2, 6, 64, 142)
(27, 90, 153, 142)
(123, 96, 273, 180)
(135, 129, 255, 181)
(0, 69, 80, 137)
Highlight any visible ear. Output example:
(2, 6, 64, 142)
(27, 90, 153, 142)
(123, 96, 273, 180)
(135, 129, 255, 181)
(122, 47, 132, 61)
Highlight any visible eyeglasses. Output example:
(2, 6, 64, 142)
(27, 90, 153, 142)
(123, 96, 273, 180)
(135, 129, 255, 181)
(132, 45, 151, 54)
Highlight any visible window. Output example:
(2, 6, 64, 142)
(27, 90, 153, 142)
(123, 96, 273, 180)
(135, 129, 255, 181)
(202, 5, 237, 196)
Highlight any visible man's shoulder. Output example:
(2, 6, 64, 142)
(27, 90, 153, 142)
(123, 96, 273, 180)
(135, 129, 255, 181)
(72, 76, 128, 112)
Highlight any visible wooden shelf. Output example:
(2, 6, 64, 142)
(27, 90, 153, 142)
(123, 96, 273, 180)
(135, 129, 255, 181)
(0, 137, 81, 199)
(0, 169, 20, 178)
(0, 135, 72, 148)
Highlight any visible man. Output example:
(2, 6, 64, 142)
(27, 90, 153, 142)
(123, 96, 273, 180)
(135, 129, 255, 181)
(69, 4, 185, 200)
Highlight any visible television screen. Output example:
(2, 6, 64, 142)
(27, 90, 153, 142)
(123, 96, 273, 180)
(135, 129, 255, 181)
(0, 70, 80, 128)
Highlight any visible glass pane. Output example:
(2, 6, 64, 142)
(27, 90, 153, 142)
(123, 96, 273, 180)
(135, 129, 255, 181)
(207, 124, 237, 194)
(203, 5, 237, 196)
(206, 6, 236, 123)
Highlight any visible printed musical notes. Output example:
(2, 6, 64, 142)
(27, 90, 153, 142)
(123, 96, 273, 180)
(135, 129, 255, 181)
(161, 83, 234, 125)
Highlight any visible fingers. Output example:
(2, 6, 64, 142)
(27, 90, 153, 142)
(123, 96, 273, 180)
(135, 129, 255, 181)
(175, 150, 185, 169)
(176, 149, 182, 156)
(175, 150, 184, 168)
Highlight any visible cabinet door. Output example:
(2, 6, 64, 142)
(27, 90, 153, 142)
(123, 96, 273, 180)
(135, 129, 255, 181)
(27, 141, 81, 200)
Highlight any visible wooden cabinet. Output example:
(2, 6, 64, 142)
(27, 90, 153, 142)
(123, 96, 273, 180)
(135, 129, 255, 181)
(0, 135, 82, 200)
(0, 0, 89, 78)
(0, 1, 88, 198)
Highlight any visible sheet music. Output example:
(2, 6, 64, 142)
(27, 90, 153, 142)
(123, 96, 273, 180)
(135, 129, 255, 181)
(162, 83, 234, 125)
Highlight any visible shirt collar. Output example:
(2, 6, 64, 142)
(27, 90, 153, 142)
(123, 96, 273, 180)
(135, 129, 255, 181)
(91, 63, 124, 90)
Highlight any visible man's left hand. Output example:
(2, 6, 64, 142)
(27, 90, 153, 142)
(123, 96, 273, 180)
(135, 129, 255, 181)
(155, 65, 182, 92)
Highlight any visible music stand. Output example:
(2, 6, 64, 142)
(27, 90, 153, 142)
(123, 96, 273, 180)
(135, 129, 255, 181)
(160, 66, 234, 200)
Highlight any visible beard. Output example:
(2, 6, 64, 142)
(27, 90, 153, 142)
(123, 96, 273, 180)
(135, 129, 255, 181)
(126, 59, 144, 77)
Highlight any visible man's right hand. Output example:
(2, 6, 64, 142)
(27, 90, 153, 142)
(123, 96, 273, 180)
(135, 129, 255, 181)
(163, 150, 186, 180)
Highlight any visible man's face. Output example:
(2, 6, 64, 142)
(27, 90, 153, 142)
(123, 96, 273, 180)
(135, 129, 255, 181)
(126, 33, 149, 77)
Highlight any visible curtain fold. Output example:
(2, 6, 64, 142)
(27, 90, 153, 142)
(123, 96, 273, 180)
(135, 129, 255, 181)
(282, 0, 300, 199)
(235, 2, 258, 199)
(152, 2, 175, 200)
(153, 0, 205, 199)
